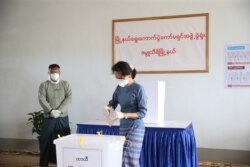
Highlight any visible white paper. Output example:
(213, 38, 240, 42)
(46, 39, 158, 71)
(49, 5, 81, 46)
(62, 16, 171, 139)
(142, 81, 165, 124)
(225, 44, 250, 88)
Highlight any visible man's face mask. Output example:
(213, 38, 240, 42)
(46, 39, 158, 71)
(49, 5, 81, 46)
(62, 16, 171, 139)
(50, 73, 60, 82)
(117, 79, 129, 87)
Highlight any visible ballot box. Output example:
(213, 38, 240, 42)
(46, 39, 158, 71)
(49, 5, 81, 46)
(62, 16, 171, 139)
(54, 134, 125, 167)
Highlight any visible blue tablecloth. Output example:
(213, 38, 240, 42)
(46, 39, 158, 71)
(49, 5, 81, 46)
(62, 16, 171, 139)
(76, 122, 197, 167)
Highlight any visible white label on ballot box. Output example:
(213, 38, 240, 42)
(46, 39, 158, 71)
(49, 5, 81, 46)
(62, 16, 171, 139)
(63, 148, 102, 167)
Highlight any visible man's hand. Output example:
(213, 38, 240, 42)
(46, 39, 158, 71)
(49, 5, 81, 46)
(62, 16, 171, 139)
(50, 110, 61, 118)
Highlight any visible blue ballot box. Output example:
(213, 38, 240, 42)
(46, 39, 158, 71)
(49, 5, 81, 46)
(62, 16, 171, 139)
(54, 134, 125, 167)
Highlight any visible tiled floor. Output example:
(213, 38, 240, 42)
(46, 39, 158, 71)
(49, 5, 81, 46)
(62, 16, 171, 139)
(199, 161, 250, 167)
(0, 150, 249, 167)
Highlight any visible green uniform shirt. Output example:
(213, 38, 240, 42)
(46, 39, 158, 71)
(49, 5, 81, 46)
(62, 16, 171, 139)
(38, 80, 72, 117)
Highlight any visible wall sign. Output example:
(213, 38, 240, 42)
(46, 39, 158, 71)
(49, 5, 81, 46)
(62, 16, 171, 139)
(225, 44, 250, 88)
(112, 13, 209, 73)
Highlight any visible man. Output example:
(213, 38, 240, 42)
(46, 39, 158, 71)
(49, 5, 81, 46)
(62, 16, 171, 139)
(38, 64, 72, 167)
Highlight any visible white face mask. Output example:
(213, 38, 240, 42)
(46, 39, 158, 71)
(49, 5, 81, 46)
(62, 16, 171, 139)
(118, 79, 128, 87)
(50, 73, 60, 82)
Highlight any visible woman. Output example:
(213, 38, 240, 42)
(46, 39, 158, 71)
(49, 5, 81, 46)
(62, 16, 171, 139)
(107, 61, 147, 167)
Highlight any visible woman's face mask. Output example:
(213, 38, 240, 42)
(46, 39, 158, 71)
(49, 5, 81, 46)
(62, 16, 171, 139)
(117, 79, 129, 87)
(50, 73, 60, 82)
(114, 71, 130, 87)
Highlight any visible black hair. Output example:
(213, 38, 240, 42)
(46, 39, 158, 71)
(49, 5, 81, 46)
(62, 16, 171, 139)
(112, 61, 137, 79)
(49, 64, 60, 69)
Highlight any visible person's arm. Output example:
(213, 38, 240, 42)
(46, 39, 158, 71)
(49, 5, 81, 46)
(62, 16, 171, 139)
(108, 87, 119, 110)
(124, 112, 138, 119)
(38, 82, 53, 114)
(58, 81, 72, 113)
(135, 86, 147, 119)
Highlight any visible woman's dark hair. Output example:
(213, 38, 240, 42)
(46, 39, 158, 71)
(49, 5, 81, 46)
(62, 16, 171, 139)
(49, 64, 60, 69)
(112, 61, 137, 79)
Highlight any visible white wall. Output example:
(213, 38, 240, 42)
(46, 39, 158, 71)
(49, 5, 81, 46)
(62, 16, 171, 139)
(0, 0, 249, 151)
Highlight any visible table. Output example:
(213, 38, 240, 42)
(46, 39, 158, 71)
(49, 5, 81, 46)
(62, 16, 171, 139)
(76, 120, 198, 167)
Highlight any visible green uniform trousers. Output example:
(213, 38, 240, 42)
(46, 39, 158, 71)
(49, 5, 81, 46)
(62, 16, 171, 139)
(39, 116, 70, 167)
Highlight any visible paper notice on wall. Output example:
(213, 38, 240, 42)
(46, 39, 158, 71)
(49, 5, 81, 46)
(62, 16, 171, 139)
(225, 44, 250, 88)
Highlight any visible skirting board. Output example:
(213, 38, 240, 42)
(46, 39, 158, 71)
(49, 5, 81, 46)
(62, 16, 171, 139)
(0, 138, 39, 152)
(198, 147, 250, 165)
(0, 138, 249, 165)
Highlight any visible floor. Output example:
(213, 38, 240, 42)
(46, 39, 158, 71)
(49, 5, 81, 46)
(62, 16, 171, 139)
(0, 150, 249, 167)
